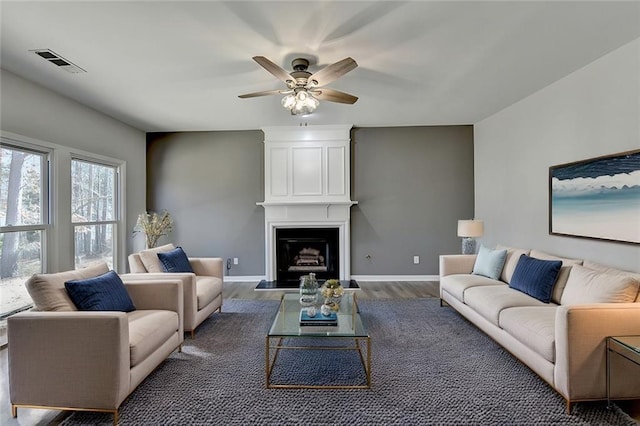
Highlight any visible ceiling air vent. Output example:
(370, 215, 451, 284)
(31, 49, 86, 74)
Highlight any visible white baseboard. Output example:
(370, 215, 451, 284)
(350, 275, 440, 282)
(224, 275, 265, 283)
(224, 275, 440, 282)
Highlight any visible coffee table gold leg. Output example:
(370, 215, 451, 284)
(265, 336, 270, 388)
(266, 337, 286, 388)
(366, 337, 371, 388)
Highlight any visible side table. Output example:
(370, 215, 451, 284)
(606, 336, 640, 409)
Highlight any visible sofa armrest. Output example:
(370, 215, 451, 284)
(8, 311, 130, 410)
(121, 273, 194, 332)
(122, 278, 185, 339)
(189, 257, 224, 279)
(439, 254, 477, 277)
(554, 303, 640, 401)
(123, 279, 183, 313)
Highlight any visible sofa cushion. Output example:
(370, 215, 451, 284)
(65, 271, 136, 312)
(496, 245, 530, 284)
(529, 249, 583, 304)
(499, 306, 557, 363)
(509, 255, 562, 303)
(128, 310, 179, 367)
(472, 246, 507, 280)
(560, 265, 640, 305)
(440, 274, 504, 303)
(582, 261, 640, 302)
(464, 285, 547, 326)
(196, 276, 223, 310)
(25, 262, 110, 311)
(158, 247, 194, 273)
(138, 244, 175, 273)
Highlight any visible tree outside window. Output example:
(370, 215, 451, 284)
(71, 159, 118, 269)
(0, 143, 49, 317)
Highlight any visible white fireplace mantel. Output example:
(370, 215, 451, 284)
(258, 125, 356, 280)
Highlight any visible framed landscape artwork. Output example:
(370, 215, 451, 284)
(549, 149, 640, 245)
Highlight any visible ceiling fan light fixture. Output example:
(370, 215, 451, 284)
(281, 94, 296, 109)
(240, 55, 358, 115)
(282, 89, 319, 115)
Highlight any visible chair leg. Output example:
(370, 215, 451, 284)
(566, 399, 572, 414)
(191, 329, 195, 339)
(113, 409, 119, 425)
(11, 404, 17, 418)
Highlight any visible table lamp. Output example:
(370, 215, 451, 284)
(457, 219, 484, 254)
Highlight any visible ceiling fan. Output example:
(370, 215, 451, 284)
(238, 56, 358, 115)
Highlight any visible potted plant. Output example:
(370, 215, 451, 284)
(134, 210, 173, 249)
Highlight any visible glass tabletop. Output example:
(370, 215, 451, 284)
(610, 336, 640, 354)
(268, 293, 368, 338)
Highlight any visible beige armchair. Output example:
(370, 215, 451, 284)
(8, 263, 184, 425)
(127, 244, 224, 338)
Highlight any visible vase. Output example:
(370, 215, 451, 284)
(299, 273, 318, 307)
(320, 279, 344, 311)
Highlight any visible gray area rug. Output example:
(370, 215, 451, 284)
(62, 298, 636, 425)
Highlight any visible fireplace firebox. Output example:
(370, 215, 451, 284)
(275, 228, 339, 282)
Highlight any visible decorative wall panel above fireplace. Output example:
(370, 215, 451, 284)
(261, 125, 353, 204)
(258, 125, 357, 281)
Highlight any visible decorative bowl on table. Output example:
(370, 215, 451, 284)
(320, 279, 344, 311)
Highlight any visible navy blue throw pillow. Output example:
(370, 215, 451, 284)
(509, 254, 562, 303)
(65, 270, 136, 312)
(157, 246, 194, 273)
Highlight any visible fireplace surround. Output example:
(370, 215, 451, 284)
(258, 125, 356, 281)
(275, 227, 339, 281)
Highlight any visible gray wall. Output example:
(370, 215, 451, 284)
(351, 126, 474, 275)
(146, 131, 265, 277)
(147, 125, 474, 277)
(475, 38, 640, 272)
(0, 68, 147, 272)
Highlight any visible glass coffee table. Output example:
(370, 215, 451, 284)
(606, 335, 640, 409)
(265, 293, 371, 389)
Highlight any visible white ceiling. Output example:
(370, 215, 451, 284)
(1, 1, 639, 132)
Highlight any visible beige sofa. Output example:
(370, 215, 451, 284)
(439, 247, 640, 413)
(8, 262, 184, 424)
(127, 244, 223, 337)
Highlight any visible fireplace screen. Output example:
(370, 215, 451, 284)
(275, 228, 339, 281)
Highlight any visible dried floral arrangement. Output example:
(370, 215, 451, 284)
(134, 210, 173, 249)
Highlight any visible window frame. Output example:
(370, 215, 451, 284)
(70, 154, 123, 271)
(0, 139, 52, 275)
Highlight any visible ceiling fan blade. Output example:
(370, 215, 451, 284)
(252, 56, 293, 84)
(307, 57, 358, 88)
(313, 88, 358, 104)
(238, 89, 285, 99)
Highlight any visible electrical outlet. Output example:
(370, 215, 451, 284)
(413, 256, 420, 264)
(233, 257, 239, 265)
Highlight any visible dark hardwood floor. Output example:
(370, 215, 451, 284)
(1, 280, 637, 424)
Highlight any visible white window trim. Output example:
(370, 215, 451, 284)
(70, 155, 124, 270)
(1, 131, 127, 273)
(0, 137, 53, 275)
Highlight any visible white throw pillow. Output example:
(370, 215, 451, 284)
(26, 262, 110, 311)
(529, 249, 583, 304)
(138, 243, 175, 273)
(560, 264, 640, 305)
(496, 245, 530, 284)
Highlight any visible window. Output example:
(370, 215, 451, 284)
(0, 142, 50, 317)
(71, 158, 119, 269)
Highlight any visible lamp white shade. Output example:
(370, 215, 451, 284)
(457, 220, 484, 238)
